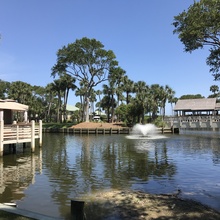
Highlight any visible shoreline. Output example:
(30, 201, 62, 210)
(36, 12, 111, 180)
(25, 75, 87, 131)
(80, 190, 220, 220)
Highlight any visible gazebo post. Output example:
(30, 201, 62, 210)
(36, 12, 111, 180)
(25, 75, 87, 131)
(31, 120, 35, 152)
(39, 120, 42, 147)
(0, 110, 4, 156)
(0, 120, 3, 157)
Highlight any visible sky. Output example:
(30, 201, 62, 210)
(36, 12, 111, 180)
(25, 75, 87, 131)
(0, 0, 216, 114)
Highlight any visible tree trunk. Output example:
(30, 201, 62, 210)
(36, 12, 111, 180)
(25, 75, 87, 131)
(126, 92, 129, 104)
(85, 97, 90, 122)
(47, 101, 52, 122)
(111, 94, 114, 123)
(63, 88, 69, 122)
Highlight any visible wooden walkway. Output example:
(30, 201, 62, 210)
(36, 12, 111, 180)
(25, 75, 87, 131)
(0, 120, 42, 156)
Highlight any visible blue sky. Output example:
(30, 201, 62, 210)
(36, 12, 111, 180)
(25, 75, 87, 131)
(0, 0, 216, 109)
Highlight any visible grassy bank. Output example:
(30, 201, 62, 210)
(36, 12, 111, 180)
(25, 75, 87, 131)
(42, 122, 75, 129)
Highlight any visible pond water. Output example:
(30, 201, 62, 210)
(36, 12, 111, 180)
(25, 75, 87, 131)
(0, 131, 220, 219)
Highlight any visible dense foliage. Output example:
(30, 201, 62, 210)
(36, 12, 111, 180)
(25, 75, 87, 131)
(173, 0, 220, 80)
(52, 37, 117, 122)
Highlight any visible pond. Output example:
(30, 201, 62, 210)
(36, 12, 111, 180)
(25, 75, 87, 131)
(0, 131, 220, 219)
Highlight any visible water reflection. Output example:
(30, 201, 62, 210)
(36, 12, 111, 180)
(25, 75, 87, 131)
(0, 133, 219, 219)
(0, 147, 42, 203)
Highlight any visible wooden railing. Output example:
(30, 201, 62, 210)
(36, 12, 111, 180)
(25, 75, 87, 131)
(164, 115, 220, 130)
(0, 120, 42, 156)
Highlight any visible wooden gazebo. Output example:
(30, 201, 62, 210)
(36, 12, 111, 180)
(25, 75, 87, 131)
(174, 98, 218, 116)
(0, 99, 28, 124)
(0, 100, 42, 156)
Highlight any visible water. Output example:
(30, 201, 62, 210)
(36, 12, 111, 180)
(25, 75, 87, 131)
(0, 131, 220, 219)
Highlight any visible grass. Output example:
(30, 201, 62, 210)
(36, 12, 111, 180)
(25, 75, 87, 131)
(42, 122, 75, 129)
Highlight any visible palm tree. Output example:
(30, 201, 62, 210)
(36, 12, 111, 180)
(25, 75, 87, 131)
(210, 85, 219, 94)
(159, 85, 175, 119)
(133, 81, 149, 124)
(122, 76, 134, 104)
(29, 85, 47, 121)
(108, 67, 126, 122)
(102, 84, 116, 122)
(8, 81, 32, 104)
(168, 96, 178, 116)
(59, 74, 76, 122)
(45, 83, 58, 122)
(51, 79, 64, 122)
(0, 80, 10, 99)
(148, 84, 162, 121)
(75, 87, 86, 122)
(209, 85, 220, 98)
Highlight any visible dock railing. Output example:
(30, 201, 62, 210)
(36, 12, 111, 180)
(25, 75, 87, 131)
(164, 115, 220, 130)
(0, 120, 42, 156)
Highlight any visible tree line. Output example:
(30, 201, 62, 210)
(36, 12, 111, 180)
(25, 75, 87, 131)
(0, 70, 176, 125)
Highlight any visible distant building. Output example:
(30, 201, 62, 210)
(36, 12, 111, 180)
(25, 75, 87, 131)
(91, 110, 106, 121)
(174, 98, 220, 116)
(66, 104, 79, 121)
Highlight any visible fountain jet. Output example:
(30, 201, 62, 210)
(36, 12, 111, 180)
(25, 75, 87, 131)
(131, 123, 158, 136)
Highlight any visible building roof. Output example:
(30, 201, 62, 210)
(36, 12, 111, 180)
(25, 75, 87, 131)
(66, 104, 79, 112)
(94, 110, 106, 116)
(0, 99, 28, 111)
(174, 98, 217, 111)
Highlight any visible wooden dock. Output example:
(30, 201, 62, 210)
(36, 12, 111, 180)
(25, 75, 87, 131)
(0, 120, 42, 156)
(43, 127, 178, 134)
(43, 127, 131, 134)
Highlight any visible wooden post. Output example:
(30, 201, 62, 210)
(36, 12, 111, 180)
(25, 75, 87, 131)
(0, 120, 3, 157)
(210, 116, 213, 129)
(31, 120, 35, 153)
(0, 157, 3, 185)
(16, 124, 19, 142)
(71, 200, 85, 220)
(39, 120, 42, 147)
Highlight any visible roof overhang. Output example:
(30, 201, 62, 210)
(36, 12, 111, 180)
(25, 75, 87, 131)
(174, 98, 217, 111)
(0, 99, 28, 111)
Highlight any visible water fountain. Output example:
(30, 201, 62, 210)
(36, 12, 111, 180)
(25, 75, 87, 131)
(132, 123, 157, 136)
(126, 123, 166, 139)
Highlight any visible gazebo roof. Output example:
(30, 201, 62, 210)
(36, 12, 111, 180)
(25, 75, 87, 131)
(0, 99, 28, 111)
(174, 98, 217, 111)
